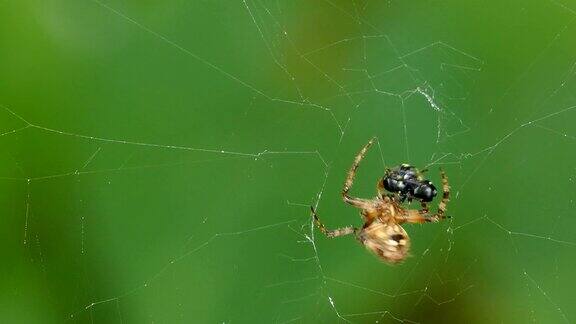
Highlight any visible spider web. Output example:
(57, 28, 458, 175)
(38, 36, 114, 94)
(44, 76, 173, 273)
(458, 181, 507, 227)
(1, 0, 576, 323)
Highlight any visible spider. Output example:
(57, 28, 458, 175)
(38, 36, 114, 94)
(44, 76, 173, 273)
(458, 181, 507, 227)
(311, 138, 450, 264)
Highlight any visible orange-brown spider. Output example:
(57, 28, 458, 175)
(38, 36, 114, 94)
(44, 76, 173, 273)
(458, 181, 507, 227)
(311, 138, 450, 264)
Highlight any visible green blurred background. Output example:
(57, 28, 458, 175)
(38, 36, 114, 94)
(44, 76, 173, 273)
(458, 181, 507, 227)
(1, 0, 576, 323)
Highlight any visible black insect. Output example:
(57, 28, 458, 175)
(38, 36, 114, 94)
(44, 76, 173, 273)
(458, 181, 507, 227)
(383, 164, 437, 202)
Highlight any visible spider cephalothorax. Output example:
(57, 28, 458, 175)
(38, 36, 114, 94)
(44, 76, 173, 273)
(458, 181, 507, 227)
(383, 164, 438, 202)
(312, 138, 450, 264)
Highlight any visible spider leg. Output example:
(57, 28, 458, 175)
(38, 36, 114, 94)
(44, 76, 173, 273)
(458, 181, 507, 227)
(311, 207, 357, 238)
(395, 209, 439, 224)
(396, 209, 448, 224)
(377, 179, 386, 199)
(342, 137, 376, 209)
(429, 168, 450, 219)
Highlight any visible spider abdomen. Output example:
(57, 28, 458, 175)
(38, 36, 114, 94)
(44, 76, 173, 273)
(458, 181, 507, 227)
(359, 221, 410, 263)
